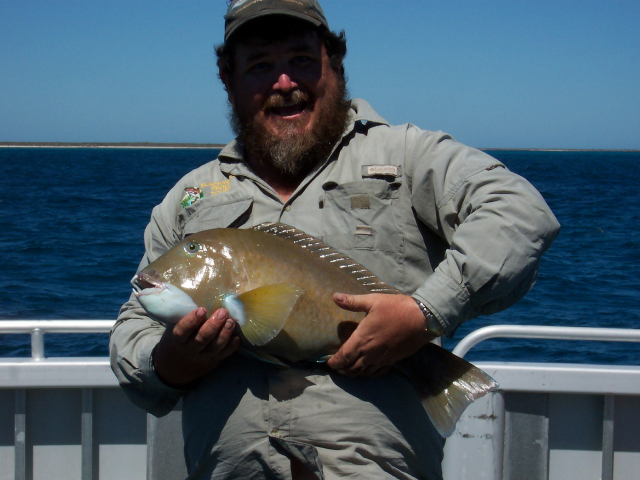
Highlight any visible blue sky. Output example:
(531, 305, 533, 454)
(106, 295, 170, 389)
(1, 0, 638, 149)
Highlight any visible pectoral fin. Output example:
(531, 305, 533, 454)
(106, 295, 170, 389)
(233, 283, 304, 346)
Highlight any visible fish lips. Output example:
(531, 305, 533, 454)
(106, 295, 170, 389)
(131, 272, 198, 324)
(131, 271, 165, 298)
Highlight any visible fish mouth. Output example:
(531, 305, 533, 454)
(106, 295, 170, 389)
(130, 272, 199, 324)
(131, 271, 166, 298)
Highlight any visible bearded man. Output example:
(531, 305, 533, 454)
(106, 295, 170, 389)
(110, 1, 560, 479)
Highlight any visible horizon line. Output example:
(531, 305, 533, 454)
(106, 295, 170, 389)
(0, 142, 639, 152)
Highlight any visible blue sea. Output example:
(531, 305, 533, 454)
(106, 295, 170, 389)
(1, 147, 639, 364)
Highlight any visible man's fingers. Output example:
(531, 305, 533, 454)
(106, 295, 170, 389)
(201, 316, 237, 354)
(336, 356, 392, 377)
(327, 294, 375, 370)
(194, 308, 233, 345)
(193, 309, 230, 347)
(336, 355, 376, 377)
(327, 333, 361, 370)
(172, 307, 208, 343)
(333, 293, 372, 313)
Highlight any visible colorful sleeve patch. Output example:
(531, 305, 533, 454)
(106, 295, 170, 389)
(181, 187, 203, 208)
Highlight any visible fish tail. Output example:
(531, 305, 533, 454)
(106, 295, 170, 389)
(396, 343, 498, 438)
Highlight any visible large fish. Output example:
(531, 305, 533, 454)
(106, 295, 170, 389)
(131, 222, 498, 437)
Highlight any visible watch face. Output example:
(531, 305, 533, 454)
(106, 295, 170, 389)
(425, 311, 444, 335)
(413, 298, 444, 335)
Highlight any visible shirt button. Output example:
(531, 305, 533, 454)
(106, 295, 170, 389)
(284, 205, 291, 212)
(271, 429, 281, 438)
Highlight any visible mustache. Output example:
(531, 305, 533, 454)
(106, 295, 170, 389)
(262, 90, 311, 112)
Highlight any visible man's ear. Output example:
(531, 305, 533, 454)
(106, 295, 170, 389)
(219, 70, 235, 106)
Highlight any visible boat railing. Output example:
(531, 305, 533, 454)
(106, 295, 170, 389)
(1, 321, 639, 480)
(0, 319, 115, 360)
(445, 324, 640, 480)
(453, 324, 640, 358)
(7, 320, 638, 360)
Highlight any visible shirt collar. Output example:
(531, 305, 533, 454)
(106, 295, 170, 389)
(349, 98, 389, 126)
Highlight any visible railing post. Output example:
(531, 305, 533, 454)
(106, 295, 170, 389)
(30, 328, 44, 361)
(82, 388, 94, 480)
(15, 389, 26, 480)
(602, 395, 615, 480)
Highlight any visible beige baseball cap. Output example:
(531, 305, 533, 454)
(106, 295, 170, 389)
(224, 0, 330, 41)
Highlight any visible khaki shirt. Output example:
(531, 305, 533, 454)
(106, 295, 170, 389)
(110, 99, 560, 479)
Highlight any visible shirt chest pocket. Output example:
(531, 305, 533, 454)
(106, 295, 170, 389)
(321, 179, 404, 283)
(180, 195, 253, 238)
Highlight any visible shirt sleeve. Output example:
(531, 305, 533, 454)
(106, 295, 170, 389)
(109, 188, 187, 417)
(405, 127, 561, 335)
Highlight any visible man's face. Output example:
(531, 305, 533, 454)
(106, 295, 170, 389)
(223, 27, 349, 176)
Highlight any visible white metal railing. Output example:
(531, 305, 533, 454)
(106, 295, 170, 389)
(0, 320, 116, 333)
(0, 319, 116, 360)
(3, 321, 640, 361)
(452, 324, 640, 358)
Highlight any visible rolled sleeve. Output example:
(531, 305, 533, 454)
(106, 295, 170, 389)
(408, 130, 560, 334)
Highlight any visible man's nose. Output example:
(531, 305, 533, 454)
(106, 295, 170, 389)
(273, 73, 298, 92)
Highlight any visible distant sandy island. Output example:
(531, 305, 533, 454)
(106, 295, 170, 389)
(0, 142, 637, 152)
(0, 142, 226, 149)
(480, 148, 640, 152)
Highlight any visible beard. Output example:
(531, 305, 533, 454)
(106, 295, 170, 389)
(230, 80, 351, 178)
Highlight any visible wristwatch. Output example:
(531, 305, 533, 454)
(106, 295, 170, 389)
(413, 298, 445, 337)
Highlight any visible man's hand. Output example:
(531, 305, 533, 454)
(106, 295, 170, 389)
(326, 293, 434, 377)
(152, 307, 241, 387)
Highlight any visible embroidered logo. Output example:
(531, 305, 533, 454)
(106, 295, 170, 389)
(181, 187, 203, 208)
(201, 179, 231, 196)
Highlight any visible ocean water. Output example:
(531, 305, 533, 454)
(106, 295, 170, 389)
(0, 147, 639, 364)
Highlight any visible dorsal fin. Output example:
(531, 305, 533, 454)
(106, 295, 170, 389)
(252, 222, 398, 294)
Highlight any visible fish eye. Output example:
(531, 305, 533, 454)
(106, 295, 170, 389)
(185, 242, 200, 253)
